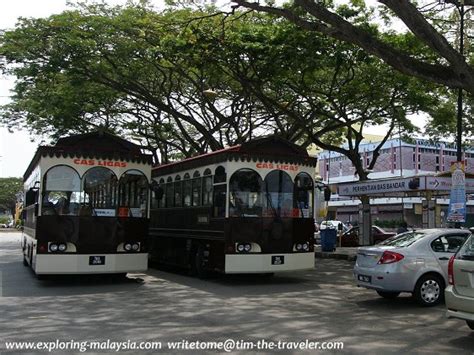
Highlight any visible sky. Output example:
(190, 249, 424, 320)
(0, 0, 428, 178)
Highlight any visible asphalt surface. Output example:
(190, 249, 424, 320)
(0, 231, 473, 354)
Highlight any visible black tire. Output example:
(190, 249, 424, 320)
(376, 291, 400, 299)
(23, 256, 29, 266)
(466, 321, 474, 330)
(414, 274, 445, 307)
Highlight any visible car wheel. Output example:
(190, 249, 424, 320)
(414, 274, 444, 307)
(376, 291, 400, 299)
(466, 321, 474, 330)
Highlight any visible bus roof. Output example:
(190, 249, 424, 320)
(153, 136, 317, 176)
(24, 131, 153, 180)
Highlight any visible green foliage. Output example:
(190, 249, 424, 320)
(0, 178, 23, 217)
(0, 2, 448, 168)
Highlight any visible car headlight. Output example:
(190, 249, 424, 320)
(49, 243, 58, 252)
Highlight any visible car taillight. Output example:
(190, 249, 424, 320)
(377, 251, 404, 264)
(448, 255, 455, 285)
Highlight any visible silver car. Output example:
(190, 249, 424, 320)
(445, 233, 474, 330)
(354, 229, 471, 306)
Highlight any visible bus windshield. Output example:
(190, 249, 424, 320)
(229, 169, 314, 218)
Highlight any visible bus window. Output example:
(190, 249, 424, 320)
(214, 166, 226, 184)
(192, 173, 201, 207)
(43, 165, 81, 216)
(263, 170, 294, 217)
(119, 170, 149, 217)
(155, 178, 166, 208)
(174, 175, 182, 207)
(229, 169, 263, 217)
(213, 184, 226, 218)
(83, 167, 117, 217)
(183, 173, 192, 207)
(294, 173, 314, 218)
(202, 176, 212, 206)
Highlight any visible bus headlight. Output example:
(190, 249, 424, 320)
(49, 243, 58, 252)
(58, 243, 67, 252)
(294, 242, 309, 252)
(236, 243, 252, 253)
(124, 243, 132, 251)
(131, 243, 140, 251)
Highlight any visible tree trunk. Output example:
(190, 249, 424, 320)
(359, 195, 373, 246)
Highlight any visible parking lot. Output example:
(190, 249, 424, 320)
(0, 231, 473, 354)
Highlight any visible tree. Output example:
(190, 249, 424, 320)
(233, 0, 474, 94)
(0, 178, 23, 218)
(0, 3, 276, 163)
(199, 10, 437, 243)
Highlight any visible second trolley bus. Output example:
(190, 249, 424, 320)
(149, 136, 317, 275)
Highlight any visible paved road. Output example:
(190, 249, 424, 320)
(0, 232, 473, 354)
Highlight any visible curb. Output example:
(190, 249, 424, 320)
(315, 251, 357, 261)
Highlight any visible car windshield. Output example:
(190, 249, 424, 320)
(378, 231, 427, 248)
(457, 235, 474, 260)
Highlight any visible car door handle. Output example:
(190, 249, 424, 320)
(439, 257, 450, 260)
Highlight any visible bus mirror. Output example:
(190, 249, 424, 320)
(34, 203, 39, 217)
(324, 187, 331, 201)
(21, 210, 26, 220)
(408, 178, 420, 189)
(25, 189, 38, 206)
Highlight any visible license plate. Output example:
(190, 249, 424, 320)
(271, 255, 285, 265)
(358, 274, 371, 283)
(89, 256, 105, 265)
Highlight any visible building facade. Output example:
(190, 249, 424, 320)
(318, 138, 474, 228)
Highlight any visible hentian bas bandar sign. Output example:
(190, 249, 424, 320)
(338, 177, 423, 196)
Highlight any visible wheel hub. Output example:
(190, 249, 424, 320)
(420, 280, 440, 303)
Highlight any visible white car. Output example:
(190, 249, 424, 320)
(445, 234, 474, 330)
(319, 220, 349, 232)
(354, 229, 471, 306)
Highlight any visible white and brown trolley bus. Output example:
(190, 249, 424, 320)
(22, 132, 152, 277)
(149, 136, 317, 276)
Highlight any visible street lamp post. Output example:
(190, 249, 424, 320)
(456, 1, 465, 164)
(453, 0, 468, 228)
